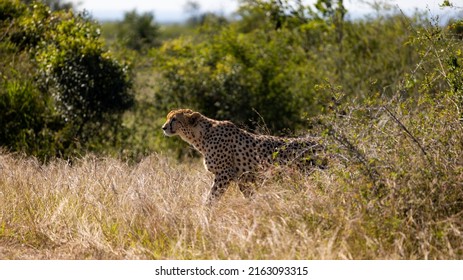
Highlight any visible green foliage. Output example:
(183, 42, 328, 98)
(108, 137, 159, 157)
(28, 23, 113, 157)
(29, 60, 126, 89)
(34, 10, 134, 143)
(152, 27, 318, 133)
(0, 0, 24, 21)
(0, 0, 134, 159)
(0, 79, 57, 157)
(183, 1, 228, 28)
(150, 0, 420, 136)
(116, 10, 160, 52)
(448, 19, 463, 39)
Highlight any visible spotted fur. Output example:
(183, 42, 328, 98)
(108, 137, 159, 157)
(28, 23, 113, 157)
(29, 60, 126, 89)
(162, 109, 324, 205)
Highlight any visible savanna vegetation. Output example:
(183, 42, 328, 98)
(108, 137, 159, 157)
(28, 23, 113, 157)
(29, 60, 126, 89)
(0, 0, 462, 259)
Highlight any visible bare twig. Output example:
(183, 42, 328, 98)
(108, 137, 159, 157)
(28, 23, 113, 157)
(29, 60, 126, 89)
(382, 106, 427, 156)
(0, 20, 14, 43)
(322, 121, 383, 187)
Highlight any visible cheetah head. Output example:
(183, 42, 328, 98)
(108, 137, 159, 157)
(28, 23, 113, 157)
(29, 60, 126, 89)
(162, 109, 202, 138)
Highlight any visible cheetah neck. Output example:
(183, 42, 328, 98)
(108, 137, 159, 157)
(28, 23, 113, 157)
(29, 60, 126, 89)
(179, 122, 210, 155)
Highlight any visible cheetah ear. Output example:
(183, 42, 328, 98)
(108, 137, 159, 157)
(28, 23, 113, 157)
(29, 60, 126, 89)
(187, 112, 201, 126)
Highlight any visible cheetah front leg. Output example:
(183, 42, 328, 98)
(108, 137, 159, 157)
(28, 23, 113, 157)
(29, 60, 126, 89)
(238, 172, 256, 199)
(206, 170, 235, 206)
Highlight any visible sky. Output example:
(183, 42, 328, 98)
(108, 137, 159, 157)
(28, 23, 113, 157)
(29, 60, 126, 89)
(69, 0, 462, 23)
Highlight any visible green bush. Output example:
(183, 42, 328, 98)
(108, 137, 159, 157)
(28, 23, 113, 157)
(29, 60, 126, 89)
(0, 1, 134, 158)
(152, 27, 320, 133)
(0, 79, 55, 157)
(116, 10, 160, 52)
(34, 10, 134, 143)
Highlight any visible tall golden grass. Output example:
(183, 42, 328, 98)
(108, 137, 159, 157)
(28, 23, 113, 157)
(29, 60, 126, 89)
(0, 152, 334, 259)
(1, 124, 461, 260)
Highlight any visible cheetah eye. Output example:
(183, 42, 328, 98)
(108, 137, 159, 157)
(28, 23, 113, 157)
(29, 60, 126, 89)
(171, 117, 177, 122)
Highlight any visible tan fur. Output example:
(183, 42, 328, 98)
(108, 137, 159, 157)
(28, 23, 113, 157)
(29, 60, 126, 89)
(162, 109, 323, 205)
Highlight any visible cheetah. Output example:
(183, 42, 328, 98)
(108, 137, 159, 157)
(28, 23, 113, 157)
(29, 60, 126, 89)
(162, 109, 324, 205)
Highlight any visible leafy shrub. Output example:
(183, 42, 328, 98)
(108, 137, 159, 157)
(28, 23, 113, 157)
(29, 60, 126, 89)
(0, 79, 57, 157)
(116, 10, 160, 52)
(152, 27, 320, 133)
(34, 10, 134, 143)
(0, 0, 24, 21)
(0, 1, 134, 158)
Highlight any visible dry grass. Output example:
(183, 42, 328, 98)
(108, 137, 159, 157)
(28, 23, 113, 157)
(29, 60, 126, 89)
(0, 152, 334, 259)
(1, 137, 462, 259)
